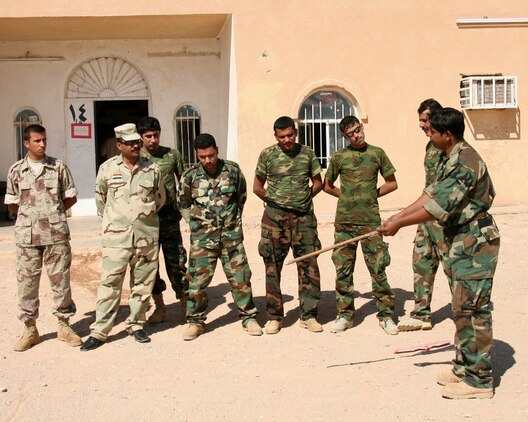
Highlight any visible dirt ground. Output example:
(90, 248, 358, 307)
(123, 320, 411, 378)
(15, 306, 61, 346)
(0, 206, 527, 421)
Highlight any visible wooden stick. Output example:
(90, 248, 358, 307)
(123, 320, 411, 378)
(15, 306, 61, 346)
(285, 229, 379, 265)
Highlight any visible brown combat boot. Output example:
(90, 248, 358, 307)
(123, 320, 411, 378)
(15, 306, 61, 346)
(57, 318, 82, 346)
(148, 294, 167, 323)
(183, 323, 204, 341)
(14, 320, 40, 352)
(442, 381, 494, 399)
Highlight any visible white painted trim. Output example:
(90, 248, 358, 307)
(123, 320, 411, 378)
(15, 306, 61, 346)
(457, 18, 528, 24)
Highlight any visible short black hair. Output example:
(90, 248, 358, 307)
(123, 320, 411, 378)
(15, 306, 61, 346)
(428, 108, 465, 139)
(273, 116, 296, 132)
(194, 133, 217, 150)
(338, 116, 360, 133)
(417, 99, 443, 115)
(137, 116, 161, 135)
(23, 124, 46, 141)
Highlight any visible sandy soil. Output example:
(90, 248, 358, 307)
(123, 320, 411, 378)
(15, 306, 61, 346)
(0, 206, 527, 421)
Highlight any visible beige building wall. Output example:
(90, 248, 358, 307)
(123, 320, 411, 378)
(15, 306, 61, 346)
(1, 0, 527, 218)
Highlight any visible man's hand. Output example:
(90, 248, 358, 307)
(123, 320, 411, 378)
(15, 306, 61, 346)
(377, 217, 400, 236)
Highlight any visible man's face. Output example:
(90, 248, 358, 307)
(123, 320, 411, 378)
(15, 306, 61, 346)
(418, 110, 432, 137)
(117, 139, 142, 161)
(429, 127, 450, 151)
(196, 146, 219, 173)
(141, 130, 161, 153)
(274, 127, 297, 152)
(24, 131, 47, 160)
(342, 122, 366, 149)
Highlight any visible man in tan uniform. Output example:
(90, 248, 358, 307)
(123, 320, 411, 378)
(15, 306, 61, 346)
(5, 124, 81, 351)
(81, 123, 165, 351)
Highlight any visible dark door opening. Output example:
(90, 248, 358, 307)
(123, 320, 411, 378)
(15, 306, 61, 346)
(94, 100, 149, 171)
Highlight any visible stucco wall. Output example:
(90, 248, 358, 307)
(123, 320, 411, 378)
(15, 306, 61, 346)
(1, 0, 527, 219)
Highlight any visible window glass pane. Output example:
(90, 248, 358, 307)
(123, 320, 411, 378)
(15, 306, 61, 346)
(175, 105, 201, 168)
(298, 90, 356, 168)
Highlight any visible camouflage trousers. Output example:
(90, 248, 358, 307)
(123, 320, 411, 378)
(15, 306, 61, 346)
(411, 220, 449, 321)
(332, 224, 394, 320)
(151, 207, 188, 299)
(258, 206, 321, 321)
(16, 242, 76, 323)
(90, 244, 158, 341)
(187, 239, 258, 326)
(445, 216, 500, 388)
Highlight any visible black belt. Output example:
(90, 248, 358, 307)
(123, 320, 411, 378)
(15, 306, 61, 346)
(443, 214, 493, 238)
(266, 200, 308, 216)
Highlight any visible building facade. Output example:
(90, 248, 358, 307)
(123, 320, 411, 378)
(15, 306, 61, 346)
(1, 1, 527, 217)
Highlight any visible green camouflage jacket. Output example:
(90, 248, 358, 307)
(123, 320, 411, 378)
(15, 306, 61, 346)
(424, 140, 442, 188)
(326, 144, 396, 226)
(141, 146, 184, 208)
(424, 140, 495, 227)
(255, 143, 321, 213)
(178, 159, 246, 247)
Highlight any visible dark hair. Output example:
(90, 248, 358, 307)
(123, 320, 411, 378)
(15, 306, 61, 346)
(428, 108, 465, 139)
(417, 98, 442, 115)
(137, 116, 161, 134)
(338, 116, 361, 133)
(273, 116, 296, 132)
(23, 124, 46, 141)
(194, 133, 217, 150)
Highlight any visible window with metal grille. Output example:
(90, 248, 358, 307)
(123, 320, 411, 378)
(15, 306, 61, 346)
(14, 109, 42, 160)
(298, 90, 357, 168)
(175, 105, 201, 168)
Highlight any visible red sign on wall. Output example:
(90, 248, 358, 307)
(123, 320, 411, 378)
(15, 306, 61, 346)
(71, 123, 92, 139)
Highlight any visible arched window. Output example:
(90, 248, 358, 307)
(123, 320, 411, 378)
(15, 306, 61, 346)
(175, 105, 201, 168)
(298, 90, 357, 168)
(14, 109, 42, 160)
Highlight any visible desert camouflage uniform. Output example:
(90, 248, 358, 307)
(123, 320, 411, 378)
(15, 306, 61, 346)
(5, 155, 77, 323)
(424, 140, 499, 389)
(411, 141, 449, 322)
(90, 155, 165, 341)
(325, 144, 395, 321)
(141, 147, 188, 299)
(256, 144, 322, 321)
(178, 159, 258, 326)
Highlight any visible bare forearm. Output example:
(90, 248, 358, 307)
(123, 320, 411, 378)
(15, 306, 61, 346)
(323, 178, 341, 198)
(377, 180, 397, 197)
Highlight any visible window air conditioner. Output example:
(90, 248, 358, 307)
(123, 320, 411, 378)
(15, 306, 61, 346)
(459, 76, 517, 109)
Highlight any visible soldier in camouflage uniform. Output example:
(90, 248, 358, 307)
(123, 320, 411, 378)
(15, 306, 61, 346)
(138, 117, 188, 323)
(81, 123, 165, 351)
(179, 133, 261, 341)
(5, 124, 82, 351)
(324, 115, 398, 335)
(399, 99, 448, 332)
(254, 116, 324, 335)
(379, 108, 499, 399)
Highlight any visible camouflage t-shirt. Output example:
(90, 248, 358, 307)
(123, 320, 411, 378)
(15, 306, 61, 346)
(5, 155, 77, 246)
(424, 140, 442, 188)
(141, 146, 184, 207)
(326, 144, 396, 226)
(255, 143, 321, 213)
(424, 140, 495, 227)
(178, 159, 247, 247)
(95, 155, 165, 248)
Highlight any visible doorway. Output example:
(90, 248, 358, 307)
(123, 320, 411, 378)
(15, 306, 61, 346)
(93, 100, 149, 170)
